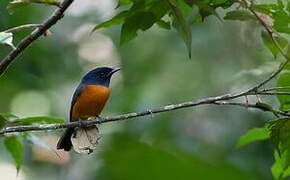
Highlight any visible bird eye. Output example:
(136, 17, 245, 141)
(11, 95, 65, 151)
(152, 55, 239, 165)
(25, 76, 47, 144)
(100, 72, 105, 77)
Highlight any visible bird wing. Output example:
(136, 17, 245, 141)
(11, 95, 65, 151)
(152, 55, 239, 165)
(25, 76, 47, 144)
(69, 83, 86, 121)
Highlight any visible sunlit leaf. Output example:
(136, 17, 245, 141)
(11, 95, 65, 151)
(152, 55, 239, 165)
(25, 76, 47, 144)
(237, 127, 270, 148)
(168, 0, 192, 58)
(224, 10, 255, 21)
(4, 136, 23, 173)
(0, 32, 15, 49)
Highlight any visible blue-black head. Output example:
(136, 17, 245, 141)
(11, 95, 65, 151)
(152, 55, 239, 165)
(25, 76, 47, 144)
(81, 67, 120, 87)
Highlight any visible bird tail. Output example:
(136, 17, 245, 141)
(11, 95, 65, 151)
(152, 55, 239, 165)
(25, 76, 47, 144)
(70, 125, 100, 154)
(57, 125, 100, 154)
(57, 128, 75, 151)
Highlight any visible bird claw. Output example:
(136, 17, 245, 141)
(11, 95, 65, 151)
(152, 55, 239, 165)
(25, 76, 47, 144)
(77, 119, 85, 127)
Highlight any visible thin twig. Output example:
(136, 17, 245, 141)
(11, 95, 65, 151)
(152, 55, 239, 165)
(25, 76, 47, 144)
(3, 24, 42, 33)
(0, 0, 74, 76)
(32, 0, 61, 7)
(261, 87, 290, 92)
(213, 101, 289, 117)
(256, 92, 290, 96)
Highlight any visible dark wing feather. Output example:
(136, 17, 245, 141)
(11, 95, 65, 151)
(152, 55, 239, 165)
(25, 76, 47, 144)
(69, 83, 86, 121)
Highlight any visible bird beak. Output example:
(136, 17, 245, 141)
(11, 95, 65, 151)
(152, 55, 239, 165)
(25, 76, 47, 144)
(108, 67, 121, 77)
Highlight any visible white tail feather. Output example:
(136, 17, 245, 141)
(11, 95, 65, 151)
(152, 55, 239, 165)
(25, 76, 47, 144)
(71, 125, 100, 154)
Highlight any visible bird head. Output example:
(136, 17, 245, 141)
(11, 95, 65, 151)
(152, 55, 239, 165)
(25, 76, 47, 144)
(82, 67, 120, 87)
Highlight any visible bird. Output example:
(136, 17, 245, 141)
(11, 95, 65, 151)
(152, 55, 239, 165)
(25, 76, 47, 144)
(57, 66, 120, 154)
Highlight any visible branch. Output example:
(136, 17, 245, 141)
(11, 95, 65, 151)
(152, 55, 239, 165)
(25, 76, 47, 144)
(1, 90, 290, 135)
(3, 24, 42, 33)
(261, 87, 290, 92)
(0, 0, 74, 76)
(0, 92, 241, 135)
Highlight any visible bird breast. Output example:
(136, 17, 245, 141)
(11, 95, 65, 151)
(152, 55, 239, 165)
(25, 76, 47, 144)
(71, 85, 110, 121)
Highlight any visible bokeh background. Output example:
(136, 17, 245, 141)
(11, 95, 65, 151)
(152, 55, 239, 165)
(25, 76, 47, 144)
(0, 0, 281, 179)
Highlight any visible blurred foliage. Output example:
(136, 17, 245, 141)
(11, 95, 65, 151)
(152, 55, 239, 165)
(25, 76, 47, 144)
(7, 0, 59, 14)
(237, 127, 270, 148)
(4, 136, 23, 172)
(97, 132, 257, 180)
(0, 0, 290, 179)
(277, 71, 290, 111)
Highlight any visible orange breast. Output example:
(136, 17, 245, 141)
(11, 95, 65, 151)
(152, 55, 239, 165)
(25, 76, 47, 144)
(71, 85, 110, 121)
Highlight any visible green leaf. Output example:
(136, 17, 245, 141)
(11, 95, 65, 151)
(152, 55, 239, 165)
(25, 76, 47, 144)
(0, 115, 7, 130)
(277, 72, 290, 111)
(252, 4, 278, 14)
(92, 11, 130, 32)
(261, 31, 288, 58)
(224, 10, 255, 21)
(272, 150, 284, 180)
(116, 0, 133, 8)
(0, 32, 15, 49)
(253, 2, 290, 34)
(176, 0, 192, 16)
(7, 0, 59, 14)
(272, 8, 290, 34)
(7, 0, 29, 14)
(268, 118, 290, 154)
(13, 116, 64, 125)
(156, 20, 171, 30)
(0, 113, 19, 123)
(95, 0, 170, 45)
(4, 136, 23, 172)
(271, 150, 290, 180)
(120, 11, 157, 45)
(168, 0, 192, 58)
(237, 127, 270, 148)
(196, 1, 222, 21)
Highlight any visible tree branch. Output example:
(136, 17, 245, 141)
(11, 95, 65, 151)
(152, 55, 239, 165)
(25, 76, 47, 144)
(0, 0, 74, 76)
(3, 24, 42, 33)
(1, 90, 290, 135)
